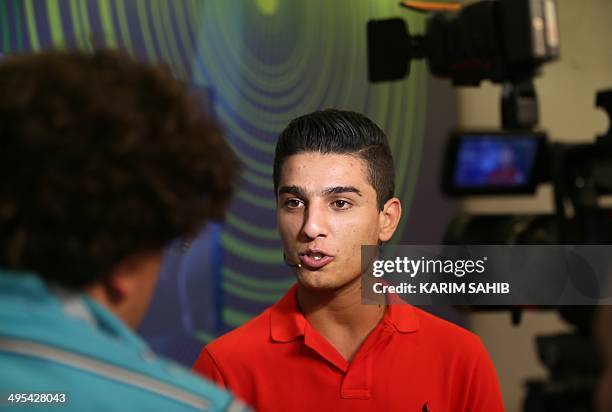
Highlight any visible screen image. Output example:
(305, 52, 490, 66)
(453, 135, 539, 188)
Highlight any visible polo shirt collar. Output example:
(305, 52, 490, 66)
(270, 284, 419, 342)
(270, 284, 305, 342)
(386, 302, 420, 333)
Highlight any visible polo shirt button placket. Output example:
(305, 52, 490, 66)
(339, 320, 397, 400)
(339, 349, 374, 400)
(340, 369, 371, 400)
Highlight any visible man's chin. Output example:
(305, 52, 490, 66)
(296, 271, 359, 293)
(296, 272, 337, 291)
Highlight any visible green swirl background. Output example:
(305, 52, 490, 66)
(0, 0, 428, 334)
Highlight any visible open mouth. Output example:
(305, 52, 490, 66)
(298, 250, 334, 269)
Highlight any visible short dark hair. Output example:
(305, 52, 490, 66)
(0, 50, 240, 290)
(273, 109, 395, 209)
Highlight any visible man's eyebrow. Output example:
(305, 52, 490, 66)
(278, 185, 304, 197)
(321, 186, 362, 197)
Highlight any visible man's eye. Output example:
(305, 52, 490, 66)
(285, 199, 303, 208)
(332, 200, 350, 209)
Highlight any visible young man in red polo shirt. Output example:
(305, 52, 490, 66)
(194, 109, 505, 411)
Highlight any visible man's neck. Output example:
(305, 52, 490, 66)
(297, 277, 385, 362)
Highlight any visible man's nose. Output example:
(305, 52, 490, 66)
(302, 202, 328, 240)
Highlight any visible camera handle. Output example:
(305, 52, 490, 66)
(501, 79, 539, 130)
(552, 89, 612, 244)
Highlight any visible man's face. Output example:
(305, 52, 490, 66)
(276, 152, 399, 291)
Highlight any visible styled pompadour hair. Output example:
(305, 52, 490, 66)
(273, 109, 395, 209)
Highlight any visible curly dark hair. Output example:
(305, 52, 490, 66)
(0, 50, 240, 290)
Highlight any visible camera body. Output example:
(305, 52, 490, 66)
(367, 0, 559, 85)
(444, 89, 612, 245)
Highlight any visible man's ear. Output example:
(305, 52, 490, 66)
(378, 197, 402, 243)
(87, 251, 162, 329)
(102, 257, 140, 303)
(103, 252, 161, 302)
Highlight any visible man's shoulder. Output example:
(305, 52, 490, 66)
(0, 297, 237, 410)
(408, 306, 488, 358)
(0, 345, 235, 409)
(206, 308, 272, 357)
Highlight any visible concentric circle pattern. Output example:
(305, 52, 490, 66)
(0, 0, 428, 335)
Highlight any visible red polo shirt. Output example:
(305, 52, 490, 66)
(194, 285, 504, 411)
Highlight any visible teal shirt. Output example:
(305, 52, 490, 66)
(0, 271, 246, 411)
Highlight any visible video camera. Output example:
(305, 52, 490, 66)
(367, 1, 611, 410)
(367, 0, 612, 245)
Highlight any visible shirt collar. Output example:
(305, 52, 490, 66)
(385, 301, 420, 333)
(270, 284, 305, 342)
(270, 284, 419, 342)
(0, 269, 148, 351)
(51, 286, 97, 327)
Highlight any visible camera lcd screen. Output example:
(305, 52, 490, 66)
(443, 132, 546, 195)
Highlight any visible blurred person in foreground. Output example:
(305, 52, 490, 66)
(0, 50, 246, 411)
(193, 109, 504, 411)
